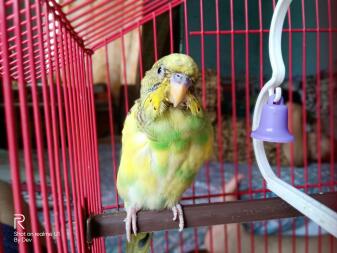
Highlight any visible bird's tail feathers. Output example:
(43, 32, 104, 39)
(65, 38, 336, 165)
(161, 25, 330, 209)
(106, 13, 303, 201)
(126, 232, 152, 253)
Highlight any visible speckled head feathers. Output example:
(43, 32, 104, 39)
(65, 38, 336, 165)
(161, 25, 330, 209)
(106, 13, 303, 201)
(152, 53, 199, 82)
(140, 54, 199, 96)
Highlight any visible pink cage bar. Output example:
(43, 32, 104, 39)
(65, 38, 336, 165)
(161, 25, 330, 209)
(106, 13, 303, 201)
(0, 0, 336, 253)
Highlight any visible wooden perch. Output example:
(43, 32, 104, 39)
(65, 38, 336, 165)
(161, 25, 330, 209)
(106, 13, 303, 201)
(87, 192, 337, 243)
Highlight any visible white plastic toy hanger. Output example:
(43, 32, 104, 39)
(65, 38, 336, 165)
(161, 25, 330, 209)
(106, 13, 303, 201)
(251, 0, 337, 237)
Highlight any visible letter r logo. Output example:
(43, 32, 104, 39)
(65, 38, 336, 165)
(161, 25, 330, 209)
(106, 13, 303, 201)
(14, 214, 25, 230)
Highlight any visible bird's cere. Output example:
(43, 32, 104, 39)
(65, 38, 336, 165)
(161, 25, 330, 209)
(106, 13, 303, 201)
(171, 73, 191, 87)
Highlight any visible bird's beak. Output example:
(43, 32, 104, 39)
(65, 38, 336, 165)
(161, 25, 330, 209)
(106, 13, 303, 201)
(169, 73, 191, 107)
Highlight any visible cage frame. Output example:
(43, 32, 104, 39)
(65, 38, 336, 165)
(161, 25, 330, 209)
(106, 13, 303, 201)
(1, 0, 336, 252)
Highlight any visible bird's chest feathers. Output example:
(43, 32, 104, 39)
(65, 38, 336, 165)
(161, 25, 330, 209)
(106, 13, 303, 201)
(143, 108, 207, 151)
(120, 107, 211, 209)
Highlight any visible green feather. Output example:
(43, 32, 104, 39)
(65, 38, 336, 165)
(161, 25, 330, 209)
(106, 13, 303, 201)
(126, 233, 152, 253)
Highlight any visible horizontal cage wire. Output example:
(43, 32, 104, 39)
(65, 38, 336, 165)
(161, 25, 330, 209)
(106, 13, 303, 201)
(0, 0, 336, 253)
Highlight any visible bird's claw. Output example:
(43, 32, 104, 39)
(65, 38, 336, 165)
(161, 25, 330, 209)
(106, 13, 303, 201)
(172, 206, 178, 221)
(124, 207, 139, 242)
(172, 203, 184, 232)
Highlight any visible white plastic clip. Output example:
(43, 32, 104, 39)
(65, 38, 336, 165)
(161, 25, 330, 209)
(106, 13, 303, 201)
(252, 0, 337, 237)
(269, 87, 282, 103)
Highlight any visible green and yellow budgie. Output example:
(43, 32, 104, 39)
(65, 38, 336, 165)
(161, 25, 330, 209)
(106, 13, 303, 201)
(117, 53, 213, 252)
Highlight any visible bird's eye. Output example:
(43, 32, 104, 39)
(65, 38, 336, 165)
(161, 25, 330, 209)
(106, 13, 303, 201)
(157, 66, 165, 77)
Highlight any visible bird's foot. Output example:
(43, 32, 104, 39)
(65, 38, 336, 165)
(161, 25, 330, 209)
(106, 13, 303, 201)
(124, 207, 140, 242)
(171, 203, 184, 232)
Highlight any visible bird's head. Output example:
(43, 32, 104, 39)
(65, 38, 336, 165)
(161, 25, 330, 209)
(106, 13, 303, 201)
(140, 53, 199, 109)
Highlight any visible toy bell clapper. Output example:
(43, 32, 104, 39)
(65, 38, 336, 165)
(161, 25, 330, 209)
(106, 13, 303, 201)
(251, 92, 294, 143)
(251, 0, 337, 237)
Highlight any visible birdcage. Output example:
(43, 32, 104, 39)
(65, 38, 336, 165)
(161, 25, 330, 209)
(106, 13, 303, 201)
(0, 0, 336, 252)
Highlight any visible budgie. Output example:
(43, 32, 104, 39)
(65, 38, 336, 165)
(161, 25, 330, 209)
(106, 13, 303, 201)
(117, 53, 213, 252)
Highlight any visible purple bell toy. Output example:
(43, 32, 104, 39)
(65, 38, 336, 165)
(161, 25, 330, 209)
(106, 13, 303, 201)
(251, 95, 294, 143)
